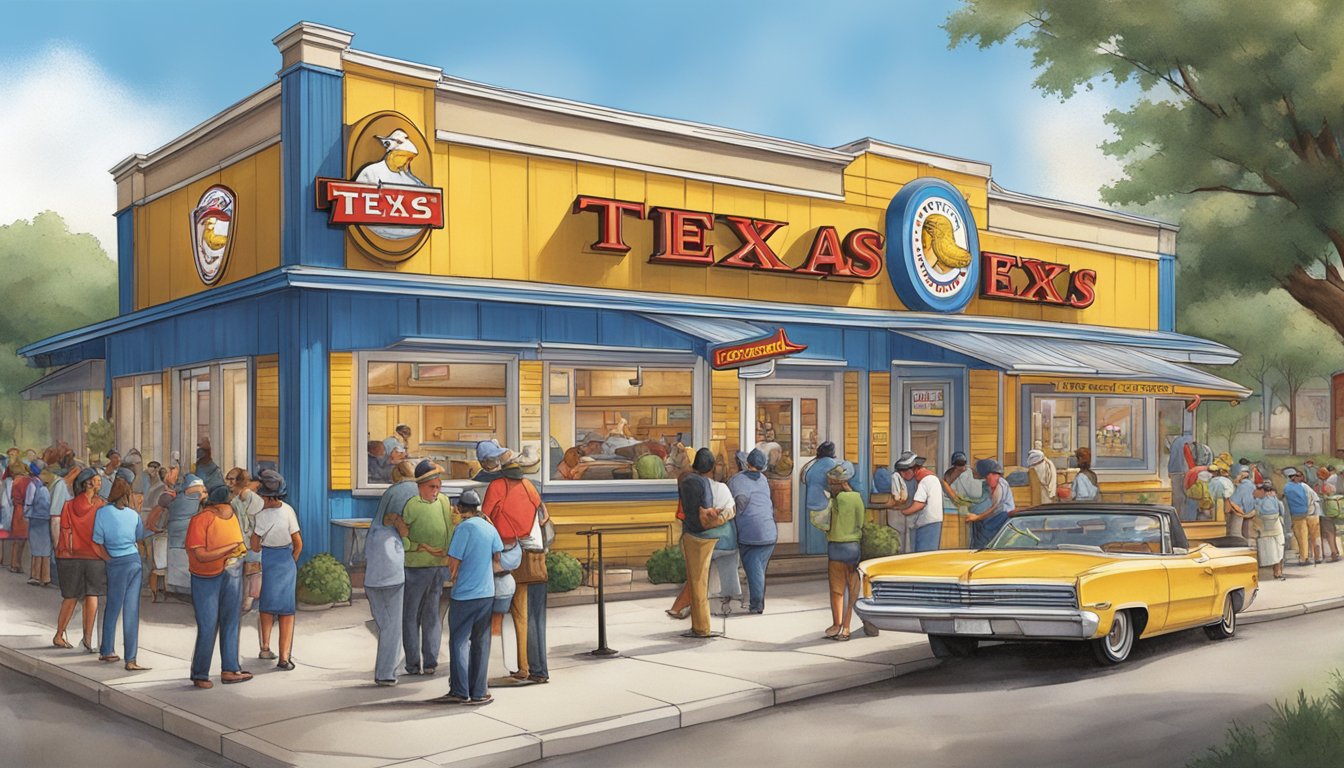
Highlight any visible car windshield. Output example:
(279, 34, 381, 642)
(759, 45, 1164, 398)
(987, 512, 1165, 554)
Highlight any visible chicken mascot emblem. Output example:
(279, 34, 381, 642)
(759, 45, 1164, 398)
(885, 178, 981, 313)
(353, 129, 428, 241)
(190, 185, 236, 286)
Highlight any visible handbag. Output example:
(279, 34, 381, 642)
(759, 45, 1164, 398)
(809, 507, 831, 532)
(514, 547, 548, 585)
(500, 542, 523, 572)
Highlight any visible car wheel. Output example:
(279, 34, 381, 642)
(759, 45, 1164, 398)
(1204, 595, 1236, 640)
(1091, 610, 1134, 665)
(928, 634, 979, 659)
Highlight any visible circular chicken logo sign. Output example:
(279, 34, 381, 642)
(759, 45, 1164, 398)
(316, 111, 444, 264)
(885, 178, 981, 313)
(191, 185, 236, 285)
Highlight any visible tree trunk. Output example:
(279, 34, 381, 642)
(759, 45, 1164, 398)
(1282, 267, 1344, 342)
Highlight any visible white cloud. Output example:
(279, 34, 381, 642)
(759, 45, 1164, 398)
(0, 45, 186, 256)
(1012, 89, 1126, 207)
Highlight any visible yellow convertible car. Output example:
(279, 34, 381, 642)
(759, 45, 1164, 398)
(854, 504, 1259, 665)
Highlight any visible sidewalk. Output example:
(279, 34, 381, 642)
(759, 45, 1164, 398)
(0, 563, 1340, 768)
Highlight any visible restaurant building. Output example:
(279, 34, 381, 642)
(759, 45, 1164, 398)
(18, 23, 1249, 563)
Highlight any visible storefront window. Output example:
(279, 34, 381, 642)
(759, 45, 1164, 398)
(548, 365, 693, 482)
(361, 359, 509, 486)
(1026, 386, 1150, 471)
(175, 360, 249, 479)
(113, 375, 164, 464)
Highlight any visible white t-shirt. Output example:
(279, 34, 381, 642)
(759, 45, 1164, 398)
(711, 480, 737, 515)
(911, 473, 944, 527)
(252, 501, 301, 547)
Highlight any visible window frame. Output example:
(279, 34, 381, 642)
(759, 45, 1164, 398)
(540, 354, 705, 496)
(169, 357, 252, 477)
(353, 350, 518, 497)
(1021, 385, 1157, 474)
(112, 373, 165, 464)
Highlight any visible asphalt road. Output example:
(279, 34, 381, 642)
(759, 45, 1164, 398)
(540, 610, 1344, 768)
(0, 665, 239, 768)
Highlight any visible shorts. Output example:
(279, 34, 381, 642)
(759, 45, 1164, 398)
(56, 558, 107, 599)
(827, 541, 862, 567)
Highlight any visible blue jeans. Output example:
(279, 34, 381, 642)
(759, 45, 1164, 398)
(190, 564, 243, 680)
(402, 566, 445, 672)
(525, 581, 548, 679)
(739, 543, 776, 612)
(101, 554, 142, 659)
(367, 583, 404, 682)
(912, 521, 943, 552)
(448, 597, 493, 700)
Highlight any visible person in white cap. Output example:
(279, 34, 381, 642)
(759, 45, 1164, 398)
(890, 452, 945, 553)
(473, 440, 512, 484)
(1025, 448, 1058, 507)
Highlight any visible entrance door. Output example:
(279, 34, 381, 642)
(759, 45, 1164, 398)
(753, 385, 829, 545)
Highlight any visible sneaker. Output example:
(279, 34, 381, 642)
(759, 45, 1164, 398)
(466, 695, 494, 705)
(375, 679, 398, 687)
(432, 693, 469, 705)
(221, 670, 253, 684)
(258, 649, 277, 660)
(422, 666, 436, 676)
(192, 679, 214, 689)
(527, 674, 549, 684)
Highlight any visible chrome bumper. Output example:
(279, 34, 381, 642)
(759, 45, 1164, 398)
(854, 599, 1100, 640)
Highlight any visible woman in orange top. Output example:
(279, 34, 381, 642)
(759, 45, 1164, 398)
(186, 485, 252, 688)
(53, 468, 106, 652)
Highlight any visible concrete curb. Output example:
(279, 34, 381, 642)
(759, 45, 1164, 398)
(3, 594, 1338, 768)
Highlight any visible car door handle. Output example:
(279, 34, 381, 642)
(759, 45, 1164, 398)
(1203, 567, 1215, 576)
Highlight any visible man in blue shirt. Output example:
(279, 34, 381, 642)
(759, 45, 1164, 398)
(801, 441, 839, 521)
(729, 449, 777, 614)
(438, 489, 502, 705)
(1282, 468, 1311, 566)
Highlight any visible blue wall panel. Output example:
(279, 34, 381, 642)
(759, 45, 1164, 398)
(542, 306, 600, 345)
(106, 296, 283, 378)
(280, 63, 345, 268)
(889, 333, 985, 368)
(417, 298, 479, 340)
(596, 311, 696, 351)
(1158, 254, 1176, 332)
(780, 324, 845, 362)
(480, 302, 542, 342)
(279, 290, 330, 562)
(116, 208, 134, 315)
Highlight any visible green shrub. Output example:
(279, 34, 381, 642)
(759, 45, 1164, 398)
(546, 551, 583, 593)
(861, 522, 901, 559)
(1189, 676, 1344, 767)
(645, 545, 687, 584)
(86, 419, 115, 458)
(296, 553, 351, 604)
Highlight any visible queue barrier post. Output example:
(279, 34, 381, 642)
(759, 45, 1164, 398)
(576, 523, 674, 658)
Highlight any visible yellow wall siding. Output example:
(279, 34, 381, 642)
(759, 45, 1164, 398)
(520, 361, 543, 451)
(338, 74, 1162, 329)
(711, 369, 741, 471)
(547, 500, 679, 566)
(870, 372, 891, 469)
(330, 352, 354, 490)
(133, 144, 282, 310)
(969, 369, 1000, 462)
(254, 355, 279, 466)
(844, 371, 861, 462)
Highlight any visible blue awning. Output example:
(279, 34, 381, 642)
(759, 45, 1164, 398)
(638, 314, 769, 345)
(894, 329, 1250, 397)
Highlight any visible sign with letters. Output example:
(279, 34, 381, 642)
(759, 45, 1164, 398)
(711, 329, 807, 370)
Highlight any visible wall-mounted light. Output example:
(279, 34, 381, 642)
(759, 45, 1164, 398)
(628, 366, 643, 388)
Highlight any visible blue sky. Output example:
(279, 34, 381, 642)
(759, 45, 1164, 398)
(0, 0, 1125, 253)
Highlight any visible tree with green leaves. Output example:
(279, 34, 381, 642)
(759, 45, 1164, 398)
(946, 1, 1344, 336)
(0, 212, 117, 447)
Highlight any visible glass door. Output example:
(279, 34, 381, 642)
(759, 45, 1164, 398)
(753, 385, 829, 545)
(903, 381, 951, 475)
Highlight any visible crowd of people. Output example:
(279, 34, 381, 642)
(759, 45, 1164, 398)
(0, 438, 553, 705)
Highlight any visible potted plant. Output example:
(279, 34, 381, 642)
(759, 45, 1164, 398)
(296, 553, 352, 609)
(546, 551, 583, 593)
(644, 545, 687, 584)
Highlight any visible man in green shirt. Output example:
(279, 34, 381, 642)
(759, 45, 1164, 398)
(394, 461, 455, 675)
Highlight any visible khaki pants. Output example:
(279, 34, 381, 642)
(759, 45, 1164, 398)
(681, 533, 716, 636)
(1292, 516, 1322, 563)
(509, 588, 529, 675)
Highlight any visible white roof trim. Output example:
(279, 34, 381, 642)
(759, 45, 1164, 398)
(989, 181, 1178, 232)
(436, 130, 846, 201)
(271, 21, 354, 50)
(835, 138, 992, 178)
(343, 49, 442, 82)
(984, 225, 1164, 261)
(137, 135, 281, 207)
(109, 81, 281, 180)
(435, 75, 854, 167)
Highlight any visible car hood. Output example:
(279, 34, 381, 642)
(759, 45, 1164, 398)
(863, 549, 1122, 582)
